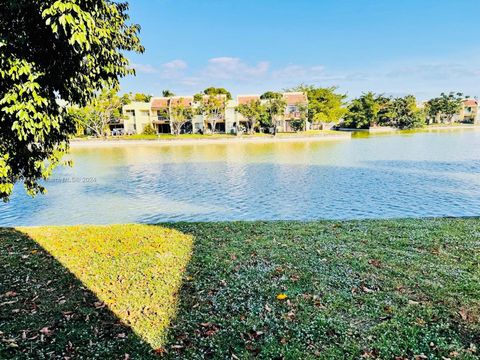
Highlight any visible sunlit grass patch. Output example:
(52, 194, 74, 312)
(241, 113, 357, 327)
(19, 224, 193, 349)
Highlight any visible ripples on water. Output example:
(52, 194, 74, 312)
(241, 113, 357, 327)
(1, 130, 480, 226)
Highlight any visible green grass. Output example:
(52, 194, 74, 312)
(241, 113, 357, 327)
(0, 225, 193, 358)
(1, 219, 479, 359)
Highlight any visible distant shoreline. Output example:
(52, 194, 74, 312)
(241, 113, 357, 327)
(69, 125, 480, 148)
(70, 132, 351, 147)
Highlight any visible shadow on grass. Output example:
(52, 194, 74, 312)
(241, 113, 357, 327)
(0, 228, 155, 359)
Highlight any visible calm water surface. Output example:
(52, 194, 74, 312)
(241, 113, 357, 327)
(1, 129, 480, 226)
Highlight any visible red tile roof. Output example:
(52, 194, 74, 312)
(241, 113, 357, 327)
(283, 92, 308, 105)
(170, 96, 193, 107)
(151, 96, 193, 108)
(151, 97, 169, 108)
(237, 95, 261, 105)
(463, 99, 478, 106)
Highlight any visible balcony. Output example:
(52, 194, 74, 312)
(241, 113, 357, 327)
(152, 116, 169, 124)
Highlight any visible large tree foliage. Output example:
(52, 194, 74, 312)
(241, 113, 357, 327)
(0, 0, 143, 200)
(342, 92, 381, 129)
(291, 85, 347, 124)
(425, 92, 464, 124)
(380, 95, 426, 129)
(344, 93, 426, 130)
(260, 92, 287, 135)
(201, 87, 232, 100)
(235, 99, 265, 134)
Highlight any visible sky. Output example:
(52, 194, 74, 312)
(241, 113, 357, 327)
(121, 0, 480, 100)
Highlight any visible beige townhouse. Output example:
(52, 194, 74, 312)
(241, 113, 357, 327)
(120, 91, 309, 135)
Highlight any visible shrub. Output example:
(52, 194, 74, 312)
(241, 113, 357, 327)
(142, 124, 156, 135)
(290, 119, 305, 132)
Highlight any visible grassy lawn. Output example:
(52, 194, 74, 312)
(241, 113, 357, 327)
(1, 219, 479, 359)
(73, 130, 345, 142)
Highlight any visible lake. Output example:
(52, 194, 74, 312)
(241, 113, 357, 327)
(1, 129, 480, 226)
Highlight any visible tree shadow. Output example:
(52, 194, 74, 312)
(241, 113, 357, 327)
(0, 228, 155, 359)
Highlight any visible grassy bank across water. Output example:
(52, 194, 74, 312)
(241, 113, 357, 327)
(71, 130, 349, 146)
(0, 219, 479, 359)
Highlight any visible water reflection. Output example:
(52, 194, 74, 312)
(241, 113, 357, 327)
(1, 130, 480, 225)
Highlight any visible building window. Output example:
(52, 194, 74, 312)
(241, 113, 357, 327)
(287, 105, 298, 113)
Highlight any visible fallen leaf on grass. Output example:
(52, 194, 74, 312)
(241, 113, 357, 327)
(39, 327, 53, 336)
(290, 274, 300, 282)
(414, 355, 428, 360)
(368, 259, 382, 268)
(362, 286, 375, 293)
(277, 293, 288, 300)
(94, 301, 105, 309)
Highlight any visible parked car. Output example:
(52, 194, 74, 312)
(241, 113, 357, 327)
(111, 128, 124, 136)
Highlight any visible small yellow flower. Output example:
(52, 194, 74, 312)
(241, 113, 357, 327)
(277, 293, 288, 300)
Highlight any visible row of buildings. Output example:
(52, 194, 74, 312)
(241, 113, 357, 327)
(118, 92, 309, 135)
(116, 93, 479, 135)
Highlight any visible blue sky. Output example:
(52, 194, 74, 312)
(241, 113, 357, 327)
(122, 0, 480, 100)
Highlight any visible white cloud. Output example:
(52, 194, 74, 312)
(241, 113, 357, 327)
(203, 57, 270, 80)
(131, 63, 160, 74)
(271, 64, 368, 86)
(160, 59, 188, 79)
(162, 59, 188, 70)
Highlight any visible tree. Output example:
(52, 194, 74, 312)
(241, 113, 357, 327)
(344, 93, 426, 130)
(196, 95, 227, 134)
(202, 87, 232, 100)
(290, 85, 347, 125)
(162, 90, 175, 97)
(389, 95, 425, 129)
(169, 98, 193, 135)
(0, 0, 143, 200)
(235, 99, 265, 134)
(342, 92, 381, 129)
(261, 92, 287, 135)
(133, 93, 152, 102)
(69, 88, 124, 137)
(425, 92, 464, 124)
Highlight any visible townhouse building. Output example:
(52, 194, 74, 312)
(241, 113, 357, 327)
(460, 99, 479, 123)
(118, 92, 309, 135)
